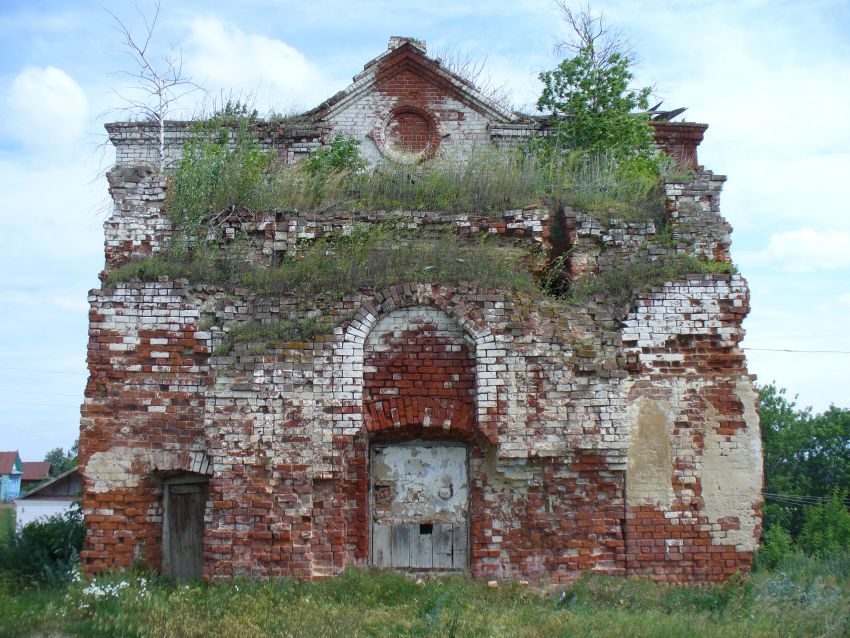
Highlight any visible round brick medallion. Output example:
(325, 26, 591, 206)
(378, 106, 438, 162)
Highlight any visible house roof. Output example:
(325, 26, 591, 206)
(21, 461, 52, 482)
(304, 37, 519, 125)
(0, 451, 21, 474)
(16, 467, 80, 501)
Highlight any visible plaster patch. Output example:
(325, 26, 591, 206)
(627, 397, 673, 507)
(700, 380, 762, 551)
(86, 446, 189, 493)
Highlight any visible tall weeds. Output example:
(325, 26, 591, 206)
(106, 224, 536, 298)
(165, 126, 677, 230)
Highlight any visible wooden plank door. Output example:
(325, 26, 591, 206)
(163, 481, 207, 581)
(370, 441, 469, 571)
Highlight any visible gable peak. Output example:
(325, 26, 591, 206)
(388, 36, 426, 54)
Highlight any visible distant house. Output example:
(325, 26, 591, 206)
(0, 451, 23, 502)
(21, 461, 52, 492)
(15, 467, 81, 529)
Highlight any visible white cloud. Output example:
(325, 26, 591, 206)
(753, 228, 850, 272)
(183, 17, 338, 114)
(4, 66, 88, 151)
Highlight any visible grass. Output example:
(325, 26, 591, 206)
(566, 253, 735, 308)
(1, 553, 849, 637)
(105, 225, 737, 322)
(167, 132, 675, 226)
(105, 223, 538, 298)
(257, 147, 680, 222)
(0, 508, 13, 545)
(215, 318, 335, 355)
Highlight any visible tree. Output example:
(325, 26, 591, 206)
(537, 2, 654, 159)
(107, 1, 202, 168)
(797, 490, 850, 556)
(44, 441, 78, 478)
(552, 0, 635, 72)
(759, 383, 850, 539)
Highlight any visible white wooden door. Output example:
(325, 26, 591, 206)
(370, 441, 468, 570)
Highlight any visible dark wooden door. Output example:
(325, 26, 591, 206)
(164, 482, 207, 581)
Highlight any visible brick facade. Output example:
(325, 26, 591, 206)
(80, 37, 761, 584)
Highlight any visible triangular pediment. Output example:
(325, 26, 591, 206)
(305, 39, 518, 125)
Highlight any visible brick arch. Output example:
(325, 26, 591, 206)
(343, 284, 498, 444)
(345, 284, 494, 343)
(144, 450, 214, 478)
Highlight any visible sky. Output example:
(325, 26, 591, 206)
(0, 0, 848, 462)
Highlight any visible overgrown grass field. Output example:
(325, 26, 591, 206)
(1, 554, 848, 637)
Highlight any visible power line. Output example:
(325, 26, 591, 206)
(0, 389, 81, 398)
(0, 365, 81, 376)
(764, 492, 850, 506)
(0, 400, 80, 409)
(744, 348, 850, 354)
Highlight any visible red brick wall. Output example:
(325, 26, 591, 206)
(385, 109, 434, 153)
(363, 310, 475, 435)
(651, 121, 708, 169)
(80, 284, 211, 573)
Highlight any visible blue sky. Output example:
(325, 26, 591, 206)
(1, 0, 849, 461)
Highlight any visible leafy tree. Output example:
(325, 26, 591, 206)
(797, 490, 850, 556)
(759, 383, 850, 539)
(537, 46, 653, 159)
(44, 440, 78, 477)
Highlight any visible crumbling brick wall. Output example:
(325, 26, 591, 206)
(80, 37, 761, 584)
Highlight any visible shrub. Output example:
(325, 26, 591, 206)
(166, 117, 272, 235)
(302, 132, 368, 177)
(797, 490, 850, 556)
(0, 508, 83, 587)
(756, 525, 794, 570)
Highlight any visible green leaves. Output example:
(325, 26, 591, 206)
(166, 117, 272, 236)
(537, 45, 654, 160)
(759, 383, 850, 545)
(302, 133, 368, 177)
(798, 490, 850, 556)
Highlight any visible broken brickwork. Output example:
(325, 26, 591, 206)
(80, 37, 761, 584)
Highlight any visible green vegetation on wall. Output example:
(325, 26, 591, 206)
(106, 223, 537, 298)
(215, 318, 335, 356)
(537, 44, 654, 160)
(163, 119, 677, 233)
(565, 254, 734, 308)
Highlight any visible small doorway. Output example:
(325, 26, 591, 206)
(370, 440, 469, 570)
(162, 475, 208, 581)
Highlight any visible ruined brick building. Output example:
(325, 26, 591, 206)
(80, 37, 762, 583)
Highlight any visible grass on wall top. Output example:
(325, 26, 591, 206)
(104, 223, 538, 298)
